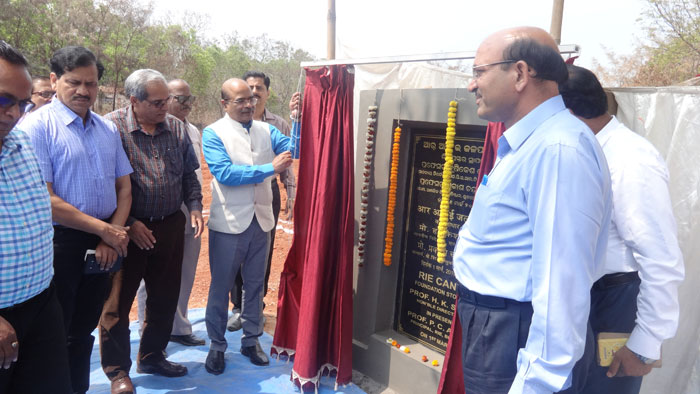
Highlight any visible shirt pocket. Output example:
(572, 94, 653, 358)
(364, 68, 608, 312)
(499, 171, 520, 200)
(465, 183, 501, 241)
(165, 147, 183, 178)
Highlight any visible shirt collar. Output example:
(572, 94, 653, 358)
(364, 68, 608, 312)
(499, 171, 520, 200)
(225, 114, 252, 131)
(126, 105, 170, 135)
(594, 115, 620, 147)
(500, 95, 566, 156)
(261, 107, 272, 122)
(1, 129, 22, 153)
(50, 98, 93, 127)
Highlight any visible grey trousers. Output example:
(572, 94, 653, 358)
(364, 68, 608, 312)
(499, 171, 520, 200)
(137, 213, 202, 336)
(206, 217, 269, 351)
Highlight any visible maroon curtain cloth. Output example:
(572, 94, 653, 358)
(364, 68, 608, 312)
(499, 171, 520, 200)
(437, 121, 506, 394)
(272, 65, 355, 389)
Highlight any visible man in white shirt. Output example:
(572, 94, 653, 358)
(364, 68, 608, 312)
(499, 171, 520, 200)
(453, 27, 612, 393)
(559, 64, 684, 394)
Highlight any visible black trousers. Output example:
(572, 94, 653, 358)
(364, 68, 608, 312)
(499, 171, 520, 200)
(231, 180, 280, 308)
(99, 211, 185, 380)
(579, 274, 642, 394)
(53, 226, 111, 393)
(0, 283, 71, 394)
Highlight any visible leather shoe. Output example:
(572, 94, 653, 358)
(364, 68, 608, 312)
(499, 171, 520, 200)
(170, 334, 205, 346)
(227, 310, 242, 332)
(241, 342, 269, 366)
(111, 376, 135, 394)
(137, 357, 187, 377)
(205, 348, 225, 375)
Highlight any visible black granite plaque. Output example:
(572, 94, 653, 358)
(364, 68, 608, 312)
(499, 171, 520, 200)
(396, 124, 485, 353)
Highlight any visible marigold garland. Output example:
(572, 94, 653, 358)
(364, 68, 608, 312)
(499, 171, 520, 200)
(437, 101, 457, 263)
(357, 105, 378, 267)
(383, 126, 402, 266)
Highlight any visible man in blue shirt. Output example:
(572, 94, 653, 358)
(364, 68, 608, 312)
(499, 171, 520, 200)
(202, 78, 296, 375)
(22, 46, 133, 394)
(452, 27, 612, 393)
(0, 40, 71, 394)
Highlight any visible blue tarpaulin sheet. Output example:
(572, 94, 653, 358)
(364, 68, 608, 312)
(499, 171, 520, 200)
(87, 308, 365, 393)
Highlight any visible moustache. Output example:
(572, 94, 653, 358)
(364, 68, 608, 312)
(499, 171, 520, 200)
(72, 95, 91, 101)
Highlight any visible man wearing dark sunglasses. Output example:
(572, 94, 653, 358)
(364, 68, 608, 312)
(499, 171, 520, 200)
(100, 69, 203, 390)
(0, 40, 72, 394)
(22, 45, 133, 394)
(29, 76, 54, 112)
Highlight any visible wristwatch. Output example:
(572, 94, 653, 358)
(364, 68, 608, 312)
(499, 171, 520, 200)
(633, 351, 657, 365)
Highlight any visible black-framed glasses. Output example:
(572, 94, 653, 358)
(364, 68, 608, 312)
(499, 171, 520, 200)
(144, 95, 172, 108)
(0, 95, 33, 114)
(224, 96, 258, 106)
(32, 90, 55, 99)
(172, 95, 196, 106)
(471, 60, 517, 80)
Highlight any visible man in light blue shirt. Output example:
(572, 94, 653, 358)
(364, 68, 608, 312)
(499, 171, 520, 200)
(452, 27, 612, 393)
(21, 46, 133, 394)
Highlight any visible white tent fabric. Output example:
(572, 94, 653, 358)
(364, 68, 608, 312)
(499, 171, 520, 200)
(612, 87, 700, 394)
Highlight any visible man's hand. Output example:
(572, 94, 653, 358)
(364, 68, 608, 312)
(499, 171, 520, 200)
(272, 151, 293, 174)
(607, 346, 653, 378)
(95, 241, 119, 270)
(289, 92, 301, 119)
(128, 220, 156, 250)
(190, 210, 204, 239)
(100, 223, 130, 256)
(0, 316, 18, 369)
(286, 197, 294, 220)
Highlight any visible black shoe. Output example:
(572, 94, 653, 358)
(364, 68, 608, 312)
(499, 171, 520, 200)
(136, 358, 188, 377)
(205, 349, 225, 375)
(227, 311, 242, 332)
(170, 334, 206, 346)
(240, 343, 269, 366)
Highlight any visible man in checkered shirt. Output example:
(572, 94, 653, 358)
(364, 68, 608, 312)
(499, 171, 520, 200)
(0, 40, 71, 394)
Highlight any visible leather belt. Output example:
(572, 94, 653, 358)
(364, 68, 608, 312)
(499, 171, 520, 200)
(593, 271, 639, 290)
(458, 283, 531, 309)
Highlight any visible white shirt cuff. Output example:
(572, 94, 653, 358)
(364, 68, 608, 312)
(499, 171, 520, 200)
(626, 326, 662, 360)
(509, 373, 554, 394)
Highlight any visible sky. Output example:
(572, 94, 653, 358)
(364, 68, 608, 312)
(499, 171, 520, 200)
(152, 0, 649, 71)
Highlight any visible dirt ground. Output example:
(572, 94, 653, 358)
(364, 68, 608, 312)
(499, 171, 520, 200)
(128, 160, 292, 336)
(126, 160, 395, 393)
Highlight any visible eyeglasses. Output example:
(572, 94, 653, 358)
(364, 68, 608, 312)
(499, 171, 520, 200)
(172, 95, 196, 106)
(32, 90, 55, 99)
(224, 96, 258, 106)
(471, 60, 516, 81)
(0, 95, 33, 114)
(144, 95, 172, 109)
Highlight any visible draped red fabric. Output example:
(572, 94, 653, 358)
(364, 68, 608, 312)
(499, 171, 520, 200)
(437, 121, 506, 394)
(271, 65, 355, 389)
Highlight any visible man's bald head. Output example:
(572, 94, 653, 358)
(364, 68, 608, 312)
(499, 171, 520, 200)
(480, 26, 567, 84)
(167, 78, 194, 121)
(220, 78, 255, 123)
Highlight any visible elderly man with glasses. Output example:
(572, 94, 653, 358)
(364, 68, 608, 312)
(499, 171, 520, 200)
(29, 76, 54, 112)
(99, 69, 203, 393)
(136, 78, 206, 347)
(450, 27, 613, 393)
(201, 78, 297, 375)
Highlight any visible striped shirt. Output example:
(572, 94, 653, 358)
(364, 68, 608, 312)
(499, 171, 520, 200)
(21, 99, 133, 220)
(0, 129, 54, 309)
(106, 106, 202, 219)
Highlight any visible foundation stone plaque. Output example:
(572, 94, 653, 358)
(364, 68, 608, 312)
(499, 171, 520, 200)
(396, 123, 485, 353)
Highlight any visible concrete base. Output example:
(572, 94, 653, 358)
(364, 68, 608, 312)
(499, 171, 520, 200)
(353, 330, 445, 394)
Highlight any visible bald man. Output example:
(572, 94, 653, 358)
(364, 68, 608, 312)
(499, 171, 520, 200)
(202, 78, 296, 374)
(451, 27, 612, 393)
